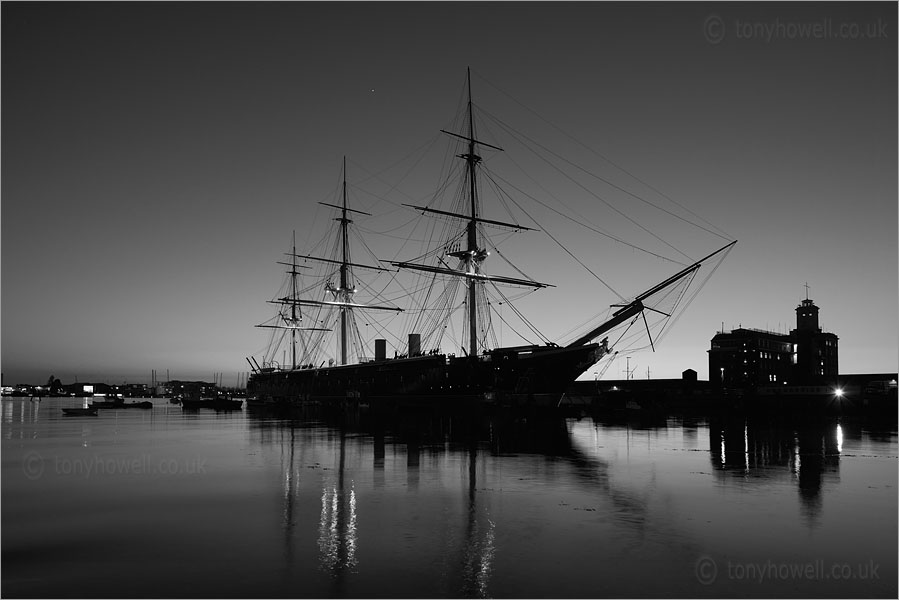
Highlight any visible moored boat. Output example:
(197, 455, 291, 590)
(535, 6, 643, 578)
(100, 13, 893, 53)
(89, 398, 124, 408)
(180, 397, 243, 410)
(62, 407, 99, 416)
(89, 400, 152, 409)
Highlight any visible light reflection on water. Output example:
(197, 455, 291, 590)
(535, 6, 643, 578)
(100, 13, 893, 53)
(1, 398, 896, 598)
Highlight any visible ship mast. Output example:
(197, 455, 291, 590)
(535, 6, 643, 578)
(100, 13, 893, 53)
(339, 157, 351, 365)
(464, 69, 480, 358)
(392, 69, 557, 355)
(259, 161, 401, 370)
(255, 232, 319, 370)
(290, 230, 299, 369)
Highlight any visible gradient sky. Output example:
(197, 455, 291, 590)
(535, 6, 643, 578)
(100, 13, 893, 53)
(2, 2, 896, 386)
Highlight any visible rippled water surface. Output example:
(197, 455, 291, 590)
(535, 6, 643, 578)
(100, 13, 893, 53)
(2, 397, 896, 598)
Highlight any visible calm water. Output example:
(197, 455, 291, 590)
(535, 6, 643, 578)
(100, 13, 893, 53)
(2, 397, 896, 598)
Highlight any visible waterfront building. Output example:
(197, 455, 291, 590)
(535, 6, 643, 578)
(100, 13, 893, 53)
(708, 297, 839, 390)
(708, 327, 793, 389)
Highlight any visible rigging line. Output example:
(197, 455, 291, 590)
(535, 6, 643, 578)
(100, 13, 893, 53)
(476, 292, 491, 351)
(367, 317, 406, 352)
(479, 173, 531, 236)
(352, 268, 400, 302)
(470, 69, 734, 241)
(348, 189, 415, 221)
(428, 279, 462, 341)
(483, 149, 626, 241)
(356, 214, 422, 236)
(351, 316, 368, 362)
(482, 168, 685, 266)
(368, 314, 406, 350)
(389, 178, 464, 263)
(612, 316, 641, 350)
(650, 246, 730, 346)
(480, 171, 626, 301)
(343, 148, 441, 214)
(402, 230, 467, 265)
(407, 272, 441, 338)
(480, 110, 694, 263)
(489, 245, 541, 285)
(431, 280, 464, 348)
(348, 132, 443, 189)
(657, 246, 732, 344)
(348, 226, 388, 268)
(489, 283, 550, 343)
(485, 288, 540, 346)
(416, 280, 450, 347)
(356, 227, 440, 243)
(558, 307, 616, 344)
(376, 276, 436, 304)
(485, 106, 731, 246)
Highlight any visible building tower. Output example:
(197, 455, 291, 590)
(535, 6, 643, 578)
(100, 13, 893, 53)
(796, 298, 820, 332)
(790, 297, 838, 385)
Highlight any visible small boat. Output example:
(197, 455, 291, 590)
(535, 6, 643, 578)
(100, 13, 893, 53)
(62, 407, 99, 416)
(89, 398, 124, 408)
(90, 399, 152, 409)
(120, 401, 153, 409)
(180, 397, 243, 410)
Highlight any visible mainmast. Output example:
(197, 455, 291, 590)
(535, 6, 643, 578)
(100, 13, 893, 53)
(290, 230, 298, 369)
(391, 69, 557, 356)
(339, 157, 351, 365)
(464, 69, 480, 358)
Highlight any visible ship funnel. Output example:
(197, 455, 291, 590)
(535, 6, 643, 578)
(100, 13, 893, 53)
(408, 333, 421, 357)
(375, 339, 387, 361)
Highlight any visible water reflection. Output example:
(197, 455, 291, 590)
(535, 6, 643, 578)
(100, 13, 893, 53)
(460, 443, 495, 599)
(709, 416, 842, 524)
(2, 396, 894, 598)
(318, 431, 357, 579)
(246, 408, 573, 597)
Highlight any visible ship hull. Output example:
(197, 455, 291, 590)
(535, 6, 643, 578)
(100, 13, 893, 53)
(247, 343, 601, 409)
